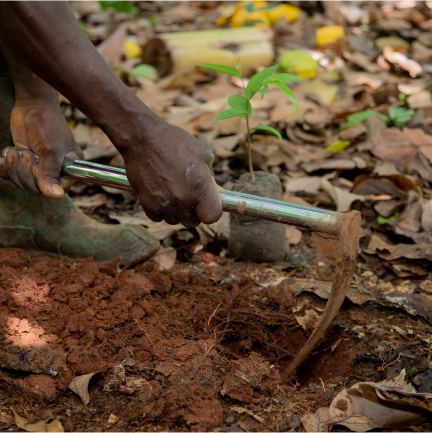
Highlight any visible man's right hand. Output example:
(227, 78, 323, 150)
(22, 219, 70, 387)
(121, 119, 222, 229)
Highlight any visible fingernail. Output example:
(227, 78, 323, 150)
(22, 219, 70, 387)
(7, 152, 13, 163)
(51, 184, 64, 196)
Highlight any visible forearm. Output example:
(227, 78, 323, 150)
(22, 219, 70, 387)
(0, 42, 58, 104)
(0, 1, 161, 150)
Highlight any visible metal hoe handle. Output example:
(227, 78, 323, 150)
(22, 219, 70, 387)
(2, 147, 344, 235)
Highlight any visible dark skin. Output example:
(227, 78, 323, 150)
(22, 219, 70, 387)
(0, 1, 222, 228)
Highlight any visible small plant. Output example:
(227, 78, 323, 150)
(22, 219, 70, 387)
(198, 59, 301, 182)
(341, 107, 415, 130)
(99, 1, 138, 16)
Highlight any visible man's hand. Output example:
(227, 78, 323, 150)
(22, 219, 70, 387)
(122, 121, 222, 228)
(0, 1, 222, 227)
(0, 100, 83, 199)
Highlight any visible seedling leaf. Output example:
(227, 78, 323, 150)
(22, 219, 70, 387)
(251, 125, 282, 141)
(389, 107, 414, 128)
(258, 84, 268, 99)
(197, 63, 241, 78)
(262, 73, 302, 85)
(341, 111, 388, 130)
(378, 212, 400, 224)
(216, 108, 246, 122)
(99, 1, 138, 15)
(228, 94, 248, 111)
(245, 65, 278, 98)
(274, 82, 299, 113)
(130, 64, 157, 80)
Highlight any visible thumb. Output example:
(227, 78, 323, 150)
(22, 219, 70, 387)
(36, 151, 65, 199)
(194, 177, 223, 225)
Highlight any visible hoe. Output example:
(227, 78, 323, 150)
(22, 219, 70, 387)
(5, 148, 361, 379)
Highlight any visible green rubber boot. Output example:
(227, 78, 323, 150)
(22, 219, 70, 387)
(0, 180, 159, 265)
(0, 48, 159, 266)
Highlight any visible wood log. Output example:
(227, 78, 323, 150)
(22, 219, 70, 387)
(142, 27, 274, 77)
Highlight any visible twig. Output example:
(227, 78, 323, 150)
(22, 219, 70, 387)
(319, 378, 326, 393)
(390, 342, 422, 362)
(191, 341, 216, 378)
(207, 303, 222, 327)
(3, 264, 17, 280)
(134, 319, 154, 346)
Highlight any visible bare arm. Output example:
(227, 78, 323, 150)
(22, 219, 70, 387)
(0, 1, 222, 227)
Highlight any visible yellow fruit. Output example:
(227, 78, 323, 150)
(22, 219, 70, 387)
(278, 50, 319, 79)
(230, 9, 271, 28)
(124, 38, 142, 60)
(316, 25, 345, 47)
(233, 1, 267, 16)
(215, 4, 236, 26)
(267, 4, 301, 24)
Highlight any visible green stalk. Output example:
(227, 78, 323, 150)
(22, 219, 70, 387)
(241, 73, 255, 183)
(245, 113, 255, 183)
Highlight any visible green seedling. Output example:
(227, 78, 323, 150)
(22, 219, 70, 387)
(377, 212, 400, 225)
(341, 107, 415, 131)
(198, 59, 300, 182)
(99, 1, 138, 15)
(388, 107, 415, 129)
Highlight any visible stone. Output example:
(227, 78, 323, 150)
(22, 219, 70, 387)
(227, 171, 287, 262)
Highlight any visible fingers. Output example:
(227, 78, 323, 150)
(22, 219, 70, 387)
(16, 151, 40, 195)
(139, 177, 222, 228)
(194, 176, 223, 225)
(142, 207, 163, 223)
(3, 148, 25, 190)
(36, 150, 65, 199)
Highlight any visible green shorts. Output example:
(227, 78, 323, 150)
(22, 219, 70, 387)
(0, 47, 15, 148)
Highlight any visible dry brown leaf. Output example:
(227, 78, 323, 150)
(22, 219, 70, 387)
(301, 407, 332, 432)
(286, 176, 321, 193)
(295, 309, 320, 331)
(367, 234, 432, 261)
(152, 247, 177, 271)
(421, 199, 432, 232)
(383, 46, 422, 77)
(374, 199, 404, 217)
(352, 174, 417, 198)
(0, 411, 14, 428)
(68, 372, 97, 405)
(320, 370, 432, 432)
(344, 70, 389, 90)
(303, 159, 356, 173)
(73, 123, 118, 161)
(283, 194, 312, 207)
(328, 388, 377, 431)
(96, 23, 128, 66)
(108, 414, 118, 424)
(11, 407, 47, 432)
(398, 78, 429, 95)
(108, 208, 184, 240)
(212, 134, 244, 158)
(372, 127, 432, 168)
(286, 226, 302, 245)
(407, 90, 432, 109)
(11, 408, 64, 432)
(321, 178, 365, 212)
(345, 51, 381, 73)
(72, 193, 108, 209)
